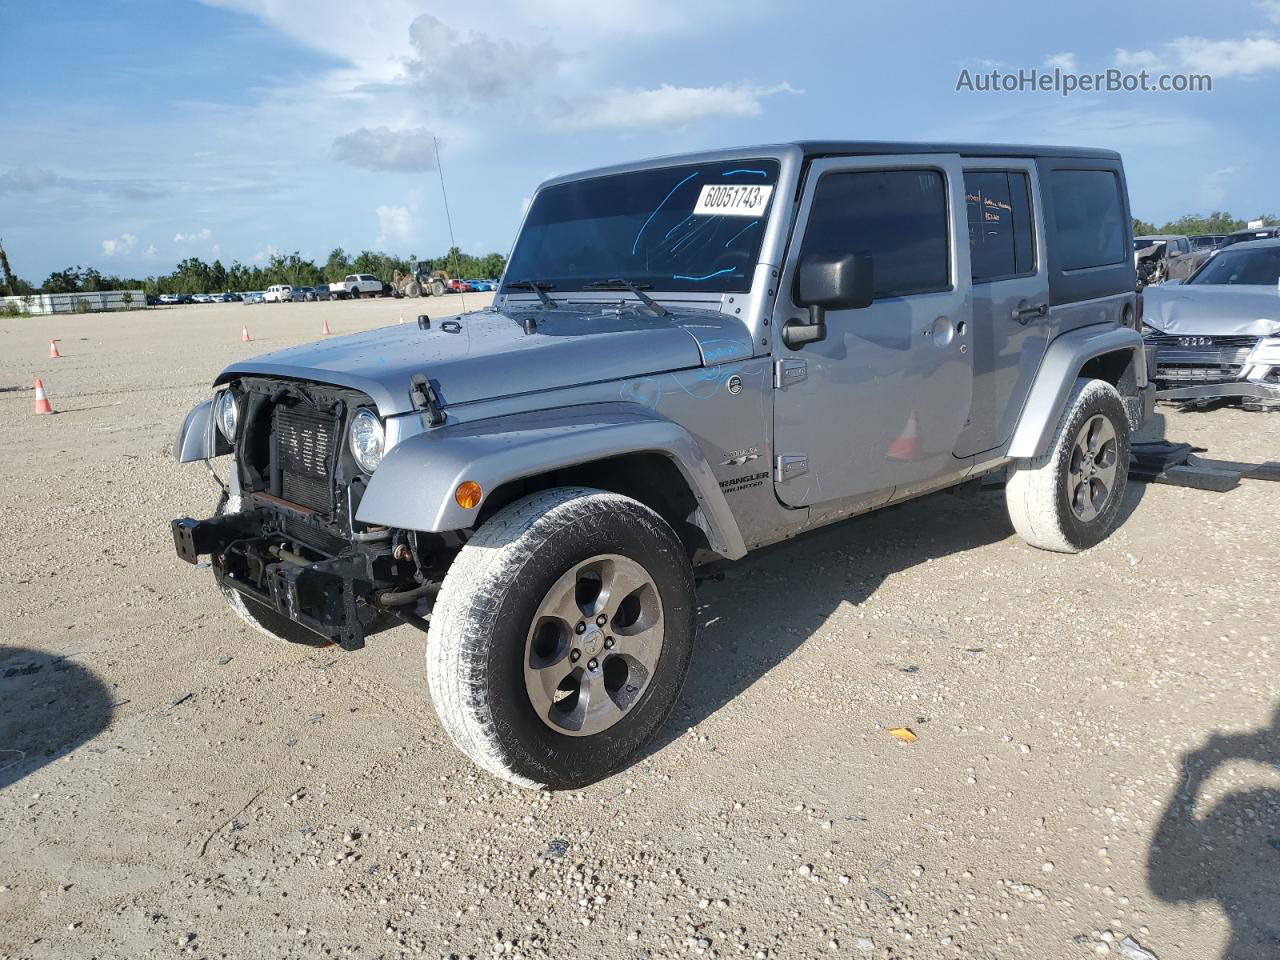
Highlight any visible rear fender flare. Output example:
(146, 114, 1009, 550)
(1007, 325, 1146, 459)
(355, 403, 748, 560)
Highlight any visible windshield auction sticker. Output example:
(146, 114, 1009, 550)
(693, 183, 773, 217)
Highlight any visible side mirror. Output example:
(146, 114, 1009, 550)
(785, 252, 874, 348)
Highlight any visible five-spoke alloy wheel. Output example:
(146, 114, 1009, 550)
(1006, 378, 1131, 553)
(427, 488, 696, 789)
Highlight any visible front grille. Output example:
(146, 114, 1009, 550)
(1146, 334, 1258, 383)
(274, 406, 338, 514)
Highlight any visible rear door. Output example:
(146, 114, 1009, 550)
(772, 155, 974, 508)
(954, 160, 1050, 457)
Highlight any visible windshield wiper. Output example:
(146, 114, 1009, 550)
(584, 279, 670, 317)
(506, 279, 557, 308)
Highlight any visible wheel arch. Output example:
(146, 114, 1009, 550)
(1007, 324, 1146, 459)
(355, 403, 748, 561)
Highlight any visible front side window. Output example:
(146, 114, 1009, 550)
(965, 170, 1035, 281)
(503, 158, 781, 294)
(798, 168, 950, 299)
(1049, 170, 1126, 270)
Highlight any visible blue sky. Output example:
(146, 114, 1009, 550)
(2, 0, 1277, 281)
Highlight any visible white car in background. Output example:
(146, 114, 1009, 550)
(264, 284, 294, 303)
(329, 274, 388, 299)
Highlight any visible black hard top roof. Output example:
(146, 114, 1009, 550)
(793, 140, 1121, 161)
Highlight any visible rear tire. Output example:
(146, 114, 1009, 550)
(350, 288, 360, 300)
(426, 487, 697, 789)
(1005, 378, 1131, 553)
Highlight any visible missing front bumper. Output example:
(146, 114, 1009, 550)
(171, 512, 409, 650)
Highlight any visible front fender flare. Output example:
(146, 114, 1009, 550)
(355, 403, 748, 560)
(1007, 324, 1146, 459)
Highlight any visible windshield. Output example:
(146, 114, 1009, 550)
(503, 158, 781, 295)
(1134, 238, 1164, 250)
(1188, 245, 1280, 285)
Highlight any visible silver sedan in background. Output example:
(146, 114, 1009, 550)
(1142, 238, 1280, 409)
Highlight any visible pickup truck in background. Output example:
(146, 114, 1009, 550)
(329, 274, 391, 299)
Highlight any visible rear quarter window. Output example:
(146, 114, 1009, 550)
(1050, 170, 1126, 270)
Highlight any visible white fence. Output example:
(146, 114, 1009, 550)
(0, 290, 147, 315)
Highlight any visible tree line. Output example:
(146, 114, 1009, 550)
(1131, 211, 1276, 237)
(0, 246, 507, 297)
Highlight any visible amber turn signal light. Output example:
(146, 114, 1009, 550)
(455, 481, 483, 509)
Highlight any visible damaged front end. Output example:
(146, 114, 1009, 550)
(171, 377, 452, 649)
(1144, 332, 1280, 407)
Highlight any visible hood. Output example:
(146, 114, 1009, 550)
(216, 303, 755, 415)
(1143, 284, 1280, 337)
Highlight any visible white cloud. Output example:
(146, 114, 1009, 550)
(0, 166, 165, 200)
(1117, 34, 1280, 79)
(402, 14, 557, 107)
(557, 82, 798, 132)
(376, 204, 413, 247)
(174, 227, 213, 243)
(1256, 0, 1280, 22)
(1114, 48, 1167, 72)
(1044, 52, 1077, 71)
(144, 244, 159, 257)
(1167, 34, 1280, 77)
(333, 126, 439, 172)
(252, 243, 280, 264)
(101, 233, 138, 256)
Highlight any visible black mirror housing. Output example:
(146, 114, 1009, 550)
(797, 251, 875, 311)
(784, 252, 874, 349)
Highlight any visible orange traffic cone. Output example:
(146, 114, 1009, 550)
(241, 325, 252, 342)
(49, 338, 62, 359)
(887, 409, 921, 461)
(322, 318, 332, 336)
(33, 378, 53, 415)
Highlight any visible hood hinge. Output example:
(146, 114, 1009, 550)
(409, 374, 447, 427)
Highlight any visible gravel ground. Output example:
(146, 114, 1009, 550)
(1, 300, 1277, 960)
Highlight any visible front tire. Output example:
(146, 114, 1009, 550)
(427, 488, 696, 789)
(1005, 378, 1131, 553)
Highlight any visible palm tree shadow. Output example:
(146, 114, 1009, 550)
(0, 646, 114, 791)
(1148, 705, 1280, 959)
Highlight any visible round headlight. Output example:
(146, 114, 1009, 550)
(349, 409, 385, 473)
(215, 389, 238, 442)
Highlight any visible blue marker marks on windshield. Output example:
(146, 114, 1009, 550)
(721, 169, 769, 177)
(631, 171, 700, 255)
(723, 220, 759, 248)
(673, 267, 736, 282)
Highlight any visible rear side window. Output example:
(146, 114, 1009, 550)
(1050, 170, 1126, 270)
(965, 170, 1035, 281)
(800, 169, 950, 299)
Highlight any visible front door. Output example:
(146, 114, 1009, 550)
(772, 155, 974, 508)
(953, 160, 1050, 457)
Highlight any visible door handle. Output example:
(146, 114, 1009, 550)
(1013, 303, 1048, 324)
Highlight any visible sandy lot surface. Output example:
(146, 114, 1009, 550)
(1, 299, 1277, 960)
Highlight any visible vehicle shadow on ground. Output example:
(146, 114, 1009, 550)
(651, 488, 1017, 754)
(651, 475, 1151, 760)
(0, 646, 114, 791)
(1147, 704, 1280, 959)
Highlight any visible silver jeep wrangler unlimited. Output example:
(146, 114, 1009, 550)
(173, 141, 1152, 788)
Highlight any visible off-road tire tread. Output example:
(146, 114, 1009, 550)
(1005, 378, 1130, 554)
(426, 487, 690, 790)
